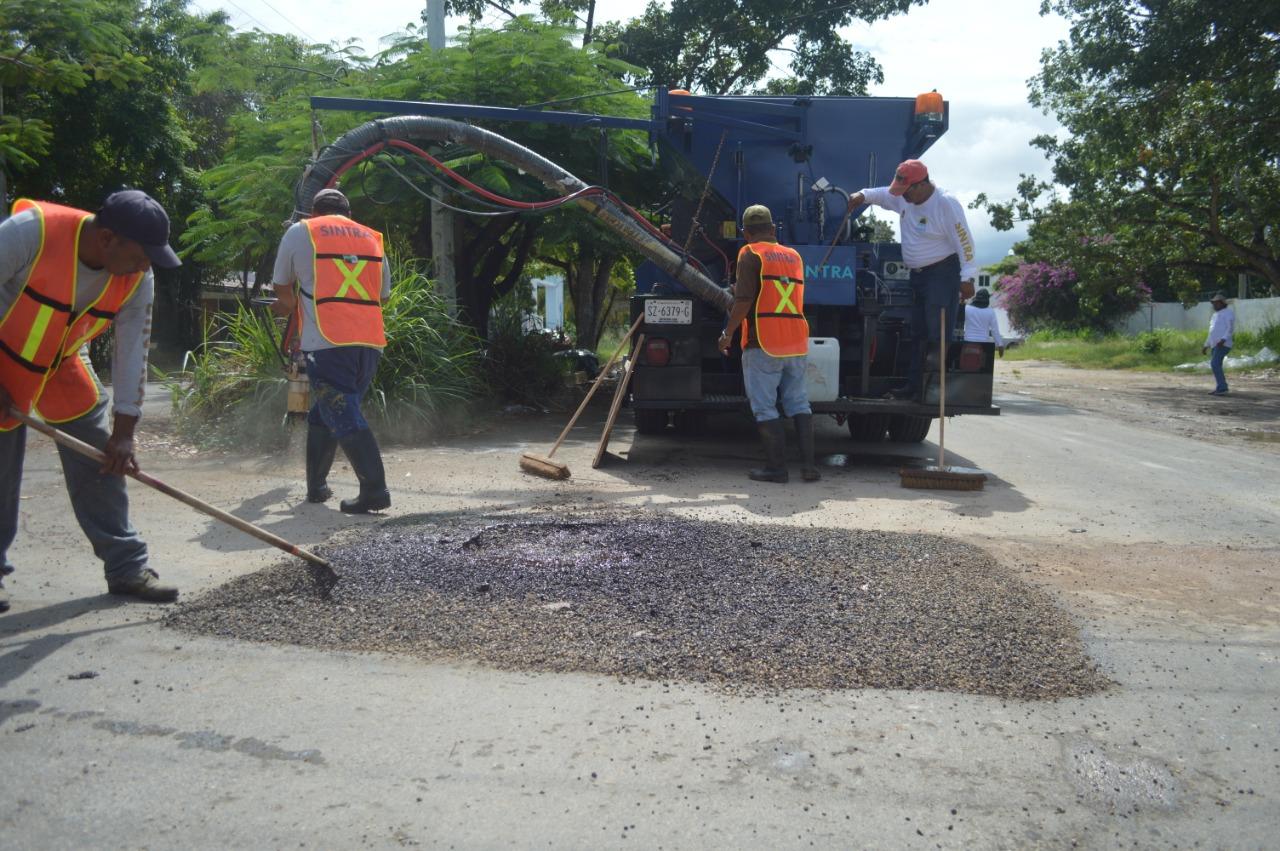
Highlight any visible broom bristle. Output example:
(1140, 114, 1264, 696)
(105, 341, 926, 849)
(519, 453, 571, 480)
(899, 466, 986, 491)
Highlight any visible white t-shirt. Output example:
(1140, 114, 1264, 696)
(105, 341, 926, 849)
(0, 209, 154, 418)
(859, 185, 979, 282)
(272, 219, 393, 352)
(1206, 306, 1235, 349)
(963, 304, 1004, 345)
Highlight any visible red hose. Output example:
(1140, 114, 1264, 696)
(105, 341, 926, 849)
(322, 137, 707, 275)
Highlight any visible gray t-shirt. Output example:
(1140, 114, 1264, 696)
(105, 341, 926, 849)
(271, 219, 392, 352)
(0, 208, 155, 418)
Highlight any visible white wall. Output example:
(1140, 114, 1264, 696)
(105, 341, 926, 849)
(1121, 297, 1280, 337)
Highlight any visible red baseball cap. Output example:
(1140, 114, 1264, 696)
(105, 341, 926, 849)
(888, 159, 929, 196)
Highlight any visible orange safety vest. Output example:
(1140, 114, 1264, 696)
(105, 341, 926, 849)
(301, 215, 386, 348)
(738, 241, 808, 357)
(0, 199, 145, 431)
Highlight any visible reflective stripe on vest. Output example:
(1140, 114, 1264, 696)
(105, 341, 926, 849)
(738, 241, 808, 357)
(303, 215, 386, 348)
(0, 199, 144, 431)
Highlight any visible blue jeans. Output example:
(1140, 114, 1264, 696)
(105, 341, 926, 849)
(0, 394, 148, 581)
(742, 347, 811, 422)
(305, 347, 381, 439)
(1210, 344, 1231, 392)
(907, 254, 961, 391)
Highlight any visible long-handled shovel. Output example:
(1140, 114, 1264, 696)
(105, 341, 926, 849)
(9, 406, 340, 591)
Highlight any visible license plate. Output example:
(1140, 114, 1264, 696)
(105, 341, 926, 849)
(644, 299, 693, 324)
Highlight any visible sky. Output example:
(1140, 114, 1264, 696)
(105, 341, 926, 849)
(191, 0, 1072, 269)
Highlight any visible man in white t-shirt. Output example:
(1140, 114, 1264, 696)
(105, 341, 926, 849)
(1202, 291, 1235, 396)
(847, 160, 978, 399)
(963, 288, 1004, 355)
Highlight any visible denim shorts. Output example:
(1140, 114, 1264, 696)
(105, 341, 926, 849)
(742, 347, 811, 422)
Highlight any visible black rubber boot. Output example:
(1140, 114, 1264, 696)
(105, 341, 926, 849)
(305, 423, 339, 503)
(794, 413, 821, 482)
(748, 419, 789, 483)
(337, 429, 391, 514)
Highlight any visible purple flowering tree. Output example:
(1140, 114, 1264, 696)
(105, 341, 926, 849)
(997, 259, 1151, 332)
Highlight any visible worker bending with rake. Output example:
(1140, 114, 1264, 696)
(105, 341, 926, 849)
(273, 189, 393, 514)
(718, 205, 820, 484)
(0, 190, 183, 612)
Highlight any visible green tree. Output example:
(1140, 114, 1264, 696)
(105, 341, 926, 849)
(200, 18, 660, 340)
(592, 0, 921, 95)
(0, 0, 151, 201)
(976, 0, 1280, 300)
(180, 32, 367, 298)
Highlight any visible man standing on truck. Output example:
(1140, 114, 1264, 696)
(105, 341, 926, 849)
(847, 160, 978, 400)
(272, 188, 393, 513)
(718, 204, 820, 484)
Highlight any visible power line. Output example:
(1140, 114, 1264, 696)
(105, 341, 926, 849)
(213, 0, 273, 33)
(252, 0, 320, 43)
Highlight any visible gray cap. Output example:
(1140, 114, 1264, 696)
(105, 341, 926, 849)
(1209, 291, 1229, 303)
(742, 204, 773, 228)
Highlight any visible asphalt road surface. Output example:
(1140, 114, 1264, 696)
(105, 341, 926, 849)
(2, 375, 1276, 849)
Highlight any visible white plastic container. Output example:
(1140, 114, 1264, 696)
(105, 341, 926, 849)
(805, 337, 840, 402)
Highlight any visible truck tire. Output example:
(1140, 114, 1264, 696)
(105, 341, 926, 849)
(633, 408, 669, 435)
(847, 413, 889, 442)
(888, 414, 932, 443)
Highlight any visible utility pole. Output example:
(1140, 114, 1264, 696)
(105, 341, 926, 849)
(427, 0, 457, 316)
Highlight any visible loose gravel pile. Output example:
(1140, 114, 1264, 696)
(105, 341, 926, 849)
(168, 515, 1110, 700)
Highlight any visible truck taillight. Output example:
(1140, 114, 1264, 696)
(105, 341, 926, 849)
(643, 338, 671, 367)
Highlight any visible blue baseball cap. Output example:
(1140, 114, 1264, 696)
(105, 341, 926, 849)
(96, 190, 181, 269)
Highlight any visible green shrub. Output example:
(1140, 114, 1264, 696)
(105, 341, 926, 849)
(160, 259, 483, 451)
(1135, 331, 1163, 354)
(483, 295, 568, 407)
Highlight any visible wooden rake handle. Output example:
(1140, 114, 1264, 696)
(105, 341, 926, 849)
(9, 406, 337, 579)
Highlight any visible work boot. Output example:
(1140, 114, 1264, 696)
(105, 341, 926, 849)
(305, 423, 339, 503)
(107, 568, 179, 603)
(749, 418, 789, 483)
(338, 428, 391, 514)
(794, 413, 821, 482)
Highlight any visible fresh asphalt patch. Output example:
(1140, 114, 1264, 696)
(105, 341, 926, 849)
(167, 514, 1110, 700)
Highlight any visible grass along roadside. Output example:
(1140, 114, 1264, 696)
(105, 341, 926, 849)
(1004, 323, 1280, 371)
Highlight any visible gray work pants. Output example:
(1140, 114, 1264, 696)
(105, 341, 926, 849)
(0, 395, 149, 581)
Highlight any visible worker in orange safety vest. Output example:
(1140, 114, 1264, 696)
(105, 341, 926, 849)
(717, 204, 820, 483)
(272, 188, 393, 514)
(0, 190, 183, 613)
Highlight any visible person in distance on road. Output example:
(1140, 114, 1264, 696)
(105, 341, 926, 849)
(0, 190, 183, 613)
(963, 288, 1005, 356)
(1202, 291, 1235, 396)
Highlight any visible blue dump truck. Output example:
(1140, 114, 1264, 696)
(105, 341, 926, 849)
(628, 90, 998, 441)
(305, 88, 999, 444)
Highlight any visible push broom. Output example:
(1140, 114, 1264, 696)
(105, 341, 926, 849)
(899, 307, 987, 491)
(519, 314, 644, 480)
